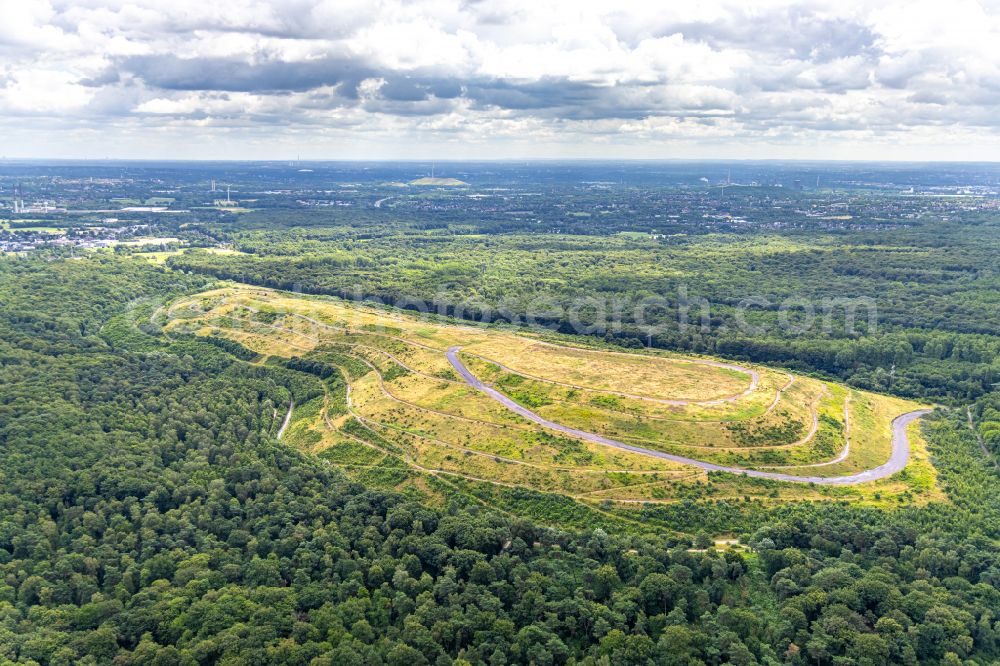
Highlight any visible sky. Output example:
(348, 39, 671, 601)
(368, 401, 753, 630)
(3, 0, 1000, 161)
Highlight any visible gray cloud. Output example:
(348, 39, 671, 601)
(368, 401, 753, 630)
(116, 53, 373, 93)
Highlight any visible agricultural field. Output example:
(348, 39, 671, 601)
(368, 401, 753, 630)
(0, 220, 67, 234)
(162, 285, 935, 509)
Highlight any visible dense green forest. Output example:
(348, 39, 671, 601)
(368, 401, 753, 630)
(2, 255, 1000, 665)
(167, 207, 1000, 402)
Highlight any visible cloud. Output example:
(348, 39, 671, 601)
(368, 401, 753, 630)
(116, 53, 372, 93)
(2, 0, 1000, 158)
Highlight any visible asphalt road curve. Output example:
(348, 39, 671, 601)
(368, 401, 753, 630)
(446, 346, 931, 486)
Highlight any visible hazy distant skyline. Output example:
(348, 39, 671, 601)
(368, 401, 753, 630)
(4, 0, 1000, 161)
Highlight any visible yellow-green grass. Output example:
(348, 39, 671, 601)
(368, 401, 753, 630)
(162, 285, 933, 504)
(314, 380, 695, 501)
(349, 371, 685, 475)
(331, 342, 824, 471)
(356, 423, 695, 497)
(577, 414, 939, 507)
(453, 353, 853, 471)
(769, 390, 926, 477)
(460, 336, 751, 401)
(461, 354, 791, 422)
(332, 381, 706, 502)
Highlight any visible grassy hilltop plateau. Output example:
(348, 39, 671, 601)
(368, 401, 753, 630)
(162, 285, 934, 511)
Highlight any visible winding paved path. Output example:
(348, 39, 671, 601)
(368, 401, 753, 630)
(446, 346, 930, 485)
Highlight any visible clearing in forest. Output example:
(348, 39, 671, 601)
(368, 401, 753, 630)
(162, 285, 936, 510)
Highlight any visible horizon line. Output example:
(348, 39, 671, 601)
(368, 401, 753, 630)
(3, 157, 1000, 165)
